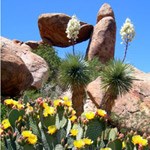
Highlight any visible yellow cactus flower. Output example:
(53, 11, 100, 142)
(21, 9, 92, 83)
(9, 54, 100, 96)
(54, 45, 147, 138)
(132, 135, 148, 146)
(73, 139, 85, 149)
(70, 129, 78, 136)
(25, 103, 33, 114)
(71, 110, 76, 115)
(69, 115, 77, 122)
(2, 119, 11, 129)
(42, 102, 48, 108)
(100, 148, 112, 150)
(22, 130, 32, 138)
(64, 100, 72, 107)
(85, 112, 95, 120)
(53, 99, 64, 107)
(43, 106, 55, 117)
(83, 138, 93, 145)
(4, 99, 24, 109)
(48, 125, 57, 135)
(27, 134, 38, 144)
(97, 109, 107, 117)
(4, 99, 14, 105)
(22, 130, 37, 144)
(63, 96, 69, 101)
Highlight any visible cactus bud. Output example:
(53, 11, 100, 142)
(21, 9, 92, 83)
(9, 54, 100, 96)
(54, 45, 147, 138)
(36, 97, 43, 104)
(118, 133, 124, 139)
(82, 118, 88, 125)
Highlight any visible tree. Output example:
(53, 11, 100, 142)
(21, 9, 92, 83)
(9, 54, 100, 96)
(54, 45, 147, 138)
(100, 60, 134, 114)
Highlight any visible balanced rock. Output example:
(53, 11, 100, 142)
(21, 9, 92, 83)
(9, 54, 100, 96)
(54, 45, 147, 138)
(97, 3, 115, 22)
(86, 67, 150, 134)
(38, 13, 93, 47)
(1, 37, 49, 91)
(86, 4, 116, 63)
(1, 48, 33, 97)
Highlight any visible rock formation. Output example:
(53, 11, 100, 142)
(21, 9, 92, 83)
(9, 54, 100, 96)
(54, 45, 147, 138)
(86, 67, 150, 134)
(1, 37, 49, 96)
(86, 3, 116, 63)
(97, 3, 115, 22)
(38, 13, 93, 47)
(1, 48, 33, 97)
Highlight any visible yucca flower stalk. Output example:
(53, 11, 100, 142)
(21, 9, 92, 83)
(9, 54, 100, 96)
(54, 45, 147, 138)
(120, 18, 135, 62)
(66, 15, 81, 55)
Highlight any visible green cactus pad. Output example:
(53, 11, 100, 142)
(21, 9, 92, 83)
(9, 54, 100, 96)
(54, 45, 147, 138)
(85, 119, 105, 142)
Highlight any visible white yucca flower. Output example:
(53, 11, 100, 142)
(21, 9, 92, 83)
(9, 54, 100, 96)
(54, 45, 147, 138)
(120, 18, 135, 62)
(120, 18, 135, 43)
(66, 15, 81, 42)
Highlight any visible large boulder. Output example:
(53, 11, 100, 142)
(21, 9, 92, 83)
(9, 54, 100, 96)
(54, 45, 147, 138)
(1, 48, 33, 97)
(38, 13, 93, 47)
(1, 37, 49, 91)
(86, 67, 150, 134)
(86, 4, 116, 63)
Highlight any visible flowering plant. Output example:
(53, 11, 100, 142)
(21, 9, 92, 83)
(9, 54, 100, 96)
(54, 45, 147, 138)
(66, 15, 81, 55)
(120, 18, 135, 62)
(0, 97, 149, 150)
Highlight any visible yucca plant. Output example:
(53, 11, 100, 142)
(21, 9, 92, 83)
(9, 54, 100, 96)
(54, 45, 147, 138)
(59, 54, 91, 116)
(100, 60, 134, 114)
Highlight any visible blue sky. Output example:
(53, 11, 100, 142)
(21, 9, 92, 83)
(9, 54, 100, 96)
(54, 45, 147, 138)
(1, 0, 150, 72)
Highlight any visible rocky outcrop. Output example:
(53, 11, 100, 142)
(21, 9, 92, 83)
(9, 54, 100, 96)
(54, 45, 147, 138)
(1, 48, 33, 97)
(86, 3, 116, 63)
(1, 37, 49, 93)
(38, 13, 93, 47)
(86, 67, 150, 134)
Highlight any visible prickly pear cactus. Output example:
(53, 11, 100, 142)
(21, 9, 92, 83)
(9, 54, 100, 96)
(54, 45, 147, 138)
(107, 139, 122, 150)
(8, 109, 24, 128)
(85, 119, 105, 142)
(55, 107, 67, 129)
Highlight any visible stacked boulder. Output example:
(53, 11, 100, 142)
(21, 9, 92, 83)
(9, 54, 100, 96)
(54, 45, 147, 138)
(86, 3, 116, 63)
(38, 13, 93, 47)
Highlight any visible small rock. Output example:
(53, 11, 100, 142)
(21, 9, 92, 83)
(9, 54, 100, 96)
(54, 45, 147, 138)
(97, 3, 115, 22)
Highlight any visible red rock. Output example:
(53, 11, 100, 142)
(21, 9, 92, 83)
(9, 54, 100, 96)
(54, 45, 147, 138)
(1, 50, 33, 97)
(97, 3, 115, 23)
(38, 13, 93, 47)
(86, 16, 116, 63)
(1, 37, 49, 91)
